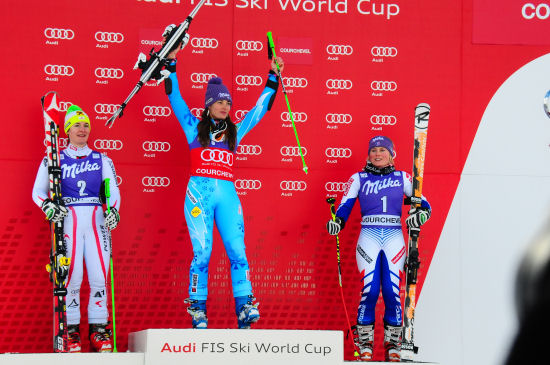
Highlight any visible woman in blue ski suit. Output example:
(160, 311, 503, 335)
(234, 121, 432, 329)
(164, 32, 282, 329)
(326, 136, 431, 361)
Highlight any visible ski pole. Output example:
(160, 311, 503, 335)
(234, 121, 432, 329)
(266, 31, 308, 174)
(326, 198, 360, 359)
(105, 178, 117, 352)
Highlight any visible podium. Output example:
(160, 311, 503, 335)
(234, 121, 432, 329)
(129, 328, 343, 365)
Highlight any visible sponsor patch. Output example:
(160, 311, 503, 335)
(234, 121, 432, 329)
(191, 206, 202, 217)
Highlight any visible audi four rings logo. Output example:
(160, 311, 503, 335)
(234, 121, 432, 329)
(325, 182, 348, 192)
(236, 75, 262, 86)
(236, 145, 262, 155)
(142, 177, 170, 187)
(326, 113, 352, 124)
(280, 181, 307, 191)
(283, 77, 308, 88)
(326, 79, 353, 90)
(200, 149, 234, 166)
(235, 179, 262, 190)
(95, 31, 124, 43)
(191, 73, 217, 83)
(281, 112, 307, 122)
(95, 68, 124, 79)
(326, 44, 353, 55)
(94, 139, 123, 150)
(325, 148, 352, 158)
(371, 46, 398, 57)
(95, 104, 120, 114)
(44, 65, 74, 76)
(235, 110, 249, 120)
(44, 28, 75, 40)
(371, 81, 397, 91)
(59, 102, 73, 112)
(191, 37, 219, 48)
(280, 146, 307, 157)
(143, 106, 171, 117)
(43, 137, 68, 148)
(236, 40, 263, 51)
(191, 108, 205, 117)
(370, 115, 397, 125)
(142, 141, 171, 152)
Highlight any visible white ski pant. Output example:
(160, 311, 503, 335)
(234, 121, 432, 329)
(64, 205, 110, 325)
(356, 227, 406, 326)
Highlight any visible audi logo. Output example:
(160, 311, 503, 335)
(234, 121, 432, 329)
(116, 175, 122, 186)
(281, 112, 307, 122)
(370, 115, 397, 125)
(95, 68, 124, 79)
(191, 108, 205, 118)
(235, 109, 249, 120)
(44, 64, 75, 77)
(200, 149, 234, 166)
(326, 79, 353, 90)
(371, 46, 398, 57)
(95, 103, 120, 115)
(325, 182, 348, 192)
(142, 176, 170, 187)
(235, 40, 263, 51)
(326, 113, 352, 124)
(325, 148, 352, 158)
(59, 101, 73, 112)
(94, 139, 123, 151)
(371, 81, 397, 91)
(236, 145, 262, 155)
(191, 73, 217, 83)
(283, 77, 308, 88)
(143, 106, 171, 117)
(191, 37, 219, 48)
(235, 179, 262, 190)
(44, 28, 75, 40)
(326, 44, 353, 55)
(236, 75, 263, 86)
(142, 141, 171, 152)
(95, 31, 124, 43)
(280, 146, 307, 157)
(43, 137, 68, 149)
(280, 180, 307, 191)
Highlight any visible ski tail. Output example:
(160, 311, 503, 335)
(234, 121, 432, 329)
(401, 103, 430, 362)
(42, 91, 70, 353)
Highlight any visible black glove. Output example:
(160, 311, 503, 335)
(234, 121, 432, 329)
(405, 207, 431, 229)
(326, 217, 344, 235)
(41, 199, 68, 223)
(104, 207, 120, 230)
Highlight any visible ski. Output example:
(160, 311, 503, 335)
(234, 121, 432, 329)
(106, 0, 207, 128)
(401, 103, 430, 362)
(42, 91, 71, 353)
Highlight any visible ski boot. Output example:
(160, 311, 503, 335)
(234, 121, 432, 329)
(384, 323, 402, 362)
(89, 323, 113, 353)
(184, 298, 208, 329)
(235, 295, 260, 329)
(354, 324, 374, 361)
(67, 324, 81, 353)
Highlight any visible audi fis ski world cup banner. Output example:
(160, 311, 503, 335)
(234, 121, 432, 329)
(2, 0, 550, 363)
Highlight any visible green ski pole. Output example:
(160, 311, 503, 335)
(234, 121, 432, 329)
(105, 178, 117, 352)
(267, 31, 308, 174)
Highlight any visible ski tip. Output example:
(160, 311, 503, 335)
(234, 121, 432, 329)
(303, 166, 308, 174)
(414, 103, 430, 130)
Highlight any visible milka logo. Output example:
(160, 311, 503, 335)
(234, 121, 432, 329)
(62, 160, 100, 179)
(361, 177, 401, 195)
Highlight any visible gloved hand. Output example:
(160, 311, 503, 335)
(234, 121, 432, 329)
(162, 24, 190, 51)
(326, 217, 344, 235)
(405, 207, 431, 229)
(104, 207, 120, 230)
(41, 199, 68, 223)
